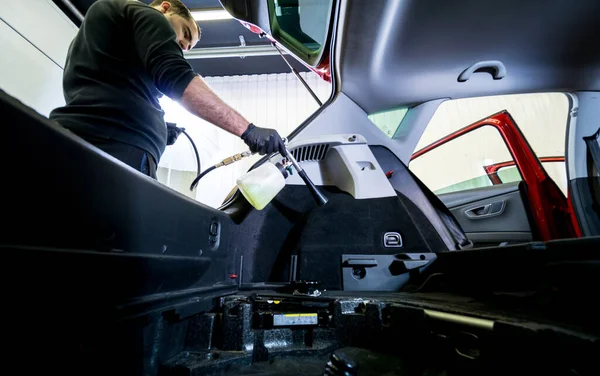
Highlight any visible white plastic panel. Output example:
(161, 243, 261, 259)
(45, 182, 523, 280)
(0, 0, 77, 67)
(273, 134, 397, 199)
(0, 20, 66, 116)
(567, 92, 600, 180)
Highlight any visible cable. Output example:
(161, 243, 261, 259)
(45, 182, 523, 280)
(0, 17, 63, 70)
(189, 151, 255, 191)
(190, 166, 216, 191)
(405, 273, 445, 293)
(180, 129, 201, 177)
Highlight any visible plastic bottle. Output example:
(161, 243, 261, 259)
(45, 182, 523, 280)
(236, 163, 288, 210)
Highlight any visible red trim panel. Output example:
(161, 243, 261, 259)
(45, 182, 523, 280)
(484, 157, 565, 175)
(484, 157, 565, 185)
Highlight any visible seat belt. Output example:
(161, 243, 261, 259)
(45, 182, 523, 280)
(584, 128, 600, 211)
(407, 168, 474, 250)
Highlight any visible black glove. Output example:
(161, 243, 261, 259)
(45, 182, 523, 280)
(166, 122, 184, 146)
(241, 123, 285, 155)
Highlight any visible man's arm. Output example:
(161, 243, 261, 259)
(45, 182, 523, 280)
(180, 76, 285, 155)
(125, 3, 284, 154)
(180, 76, 248, 137)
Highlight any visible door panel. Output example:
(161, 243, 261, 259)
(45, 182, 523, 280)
(438, 182, 522, 208)
(439, 182, 533, 246)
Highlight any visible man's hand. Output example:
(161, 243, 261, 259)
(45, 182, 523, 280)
(241, 124, 286, 155)
(166, 122, 184, 146)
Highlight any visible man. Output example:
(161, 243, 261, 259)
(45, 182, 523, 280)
(50, 0, 285, 178)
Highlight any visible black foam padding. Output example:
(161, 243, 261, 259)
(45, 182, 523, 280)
(417, 237, 600, 293)
(406, 237, 600, 334)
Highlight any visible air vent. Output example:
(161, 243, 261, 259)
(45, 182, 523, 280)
(291, 144, 330, 162)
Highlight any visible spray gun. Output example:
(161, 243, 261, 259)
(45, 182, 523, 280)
(236, 139, 328, 210)
(190, 139, 328, 210)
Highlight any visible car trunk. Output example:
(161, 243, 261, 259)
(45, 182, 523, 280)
(3, 89, 600, 375)
(5, 0, 600, 371)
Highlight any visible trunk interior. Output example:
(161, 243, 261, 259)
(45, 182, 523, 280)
(2, 90, 599, 375)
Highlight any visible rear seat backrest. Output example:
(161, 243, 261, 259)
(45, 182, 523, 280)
(370, 145, 472, 251)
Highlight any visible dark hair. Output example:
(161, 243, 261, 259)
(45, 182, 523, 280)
(149, 0, 200, 36)
(149, 0, 192, 20)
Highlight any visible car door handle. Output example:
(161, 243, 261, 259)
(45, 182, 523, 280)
(465, 200, 506, 219)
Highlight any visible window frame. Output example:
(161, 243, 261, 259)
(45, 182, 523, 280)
(485, 157, 565, 185)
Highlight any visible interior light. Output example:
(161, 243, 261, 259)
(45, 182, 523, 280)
(191, 9, 233, 21)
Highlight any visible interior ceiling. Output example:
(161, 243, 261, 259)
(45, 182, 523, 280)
(60, 0, 308, 76)
(340, 0, 600, 114)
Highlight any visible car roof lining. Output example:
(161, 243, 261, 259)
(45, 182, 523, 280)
(336, 0, 600, 114)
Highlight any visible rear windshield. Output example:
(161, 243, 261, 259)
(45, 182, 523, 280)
(270, 0, 334, 63)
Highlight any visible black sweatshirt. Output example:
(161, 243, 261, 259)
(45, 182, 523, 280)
(50, 0, 197, 163)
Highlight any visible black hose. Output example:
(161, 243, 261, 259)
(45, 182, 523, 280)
(190, 165, 217, 191)
(180, 129, 201, 177)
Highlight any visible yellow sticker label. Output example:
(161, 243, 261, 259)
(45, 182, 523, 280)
(284, 313, 317, 317)
(273, 313, 318, 326)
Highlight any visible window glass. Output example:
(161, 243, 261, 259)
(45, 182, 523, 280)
(496, 166, 521, 184)
(412, 93, 569, 195)
(497, 161, 567, 195)
(410, 126, 520, 195)
(271, 0, 334, 56)
(368, 107, 409, 138)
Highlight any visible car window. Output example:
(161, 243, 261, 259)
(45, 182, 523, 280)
(269, 0, 334, 63)
(368, 107, 409, 138)
(410, 93, 569, 196)
(496, 166, 521, 184)
(497, 160, 567, 195)
(410, 126, 521, 194)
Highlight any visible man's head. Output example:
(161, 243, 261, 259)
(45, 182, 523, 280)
(150, 0, 200, 51)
